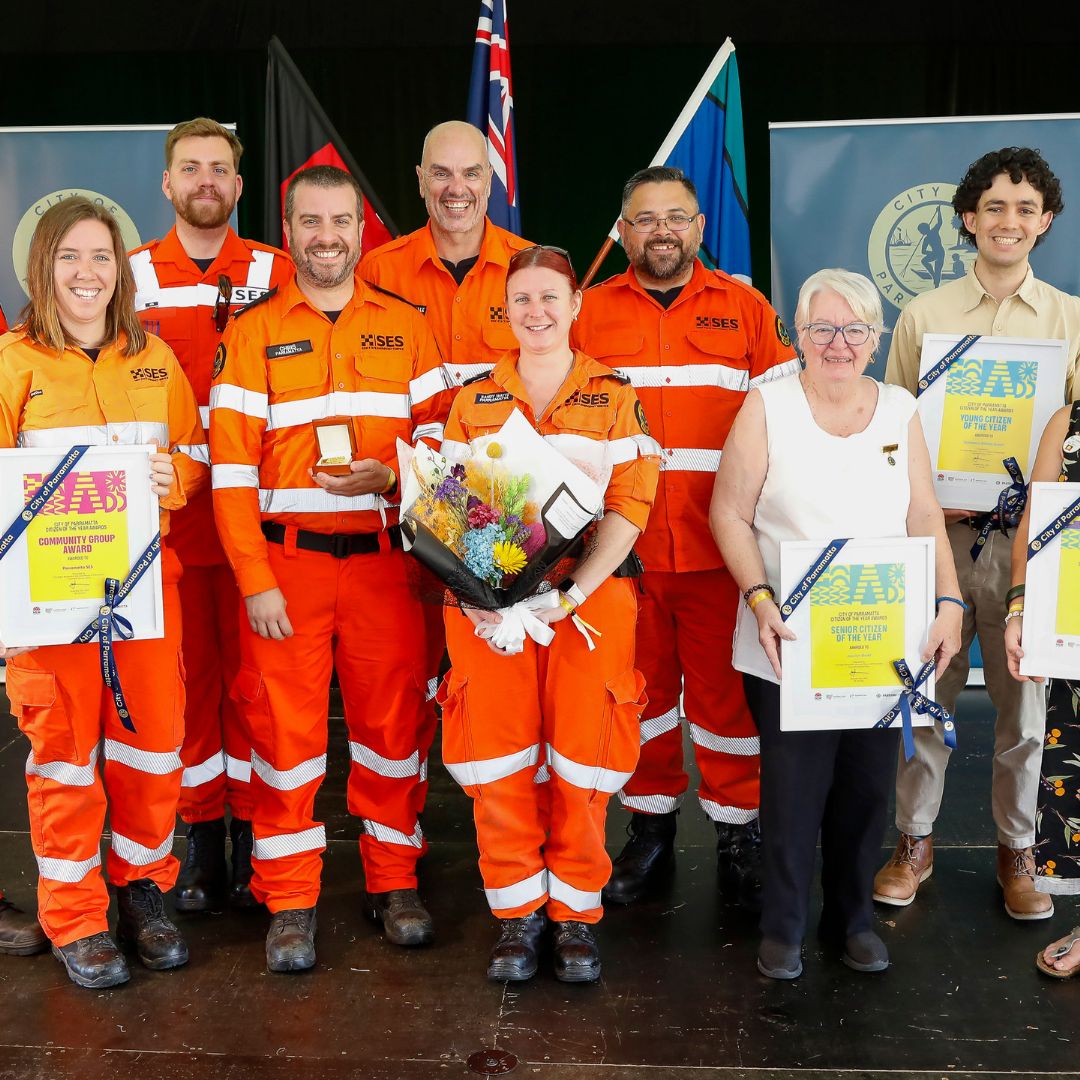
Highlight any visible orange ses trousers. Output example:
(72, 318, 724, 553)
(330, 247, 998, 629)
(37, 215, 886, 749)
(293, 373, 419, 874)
(439, 577, 647, 924)
(8, 553, 185, 947)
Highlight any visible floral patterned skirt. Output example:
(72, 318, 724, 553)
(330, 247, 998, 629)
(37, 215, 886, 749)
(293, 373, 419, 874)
(1035, 678, 1080, 894)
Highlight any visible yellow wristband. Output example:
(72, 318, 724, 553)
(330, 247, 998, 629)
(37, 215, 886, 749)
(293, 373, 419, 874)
(748, 590, 773, 611)
(382, 466, 397, 494)
(558, 593, 577, 614)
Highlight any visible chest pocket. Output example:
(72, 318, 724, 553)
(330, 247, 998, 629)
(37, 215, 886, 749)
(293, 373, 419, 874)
(355, 346, 411, 390)
(480, 319, 518, 353)
(267, 355, 326, 396)
(683, 330, 750, 396)
(581, 326, 644, 365)
(24, 382, 87, 427)
(126, 384, 168, 422)
(551, 400, 616, 437)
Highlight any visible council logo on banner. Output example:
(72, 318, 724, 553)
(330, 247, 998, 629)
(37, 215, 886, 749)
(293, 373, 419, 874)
(868, 183, 976, 313)
(12, 190, 141, 299)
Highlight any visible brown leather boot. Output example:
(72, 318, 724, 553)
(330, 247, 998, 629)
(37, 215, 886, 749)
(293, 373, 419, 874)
(872, 833, 933, 906)
(997, 844, 1054, 921)
(0, 896, 48, 956)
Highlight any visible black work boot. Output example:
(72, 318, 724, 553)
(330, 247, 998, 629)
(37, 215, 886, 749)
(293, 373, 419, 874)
(486, 911, 546, 982)
(229, 818, 256, 908)
(715, 817, 763, 912)
(266, 907, 317, 973)
(365, 889, 434, 946)
(0, 896, 48, 956)
(174, 818, 227, 912)
(52, 932, 130, 989)
(116, 879, 189, 970)
(602, 810, 677, 905)
(552, 921, 601, 983)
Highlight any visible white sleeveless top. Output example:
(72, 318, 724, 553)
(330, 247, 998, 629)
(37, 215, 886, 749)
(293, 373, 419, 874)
(732, 373, 918, 683)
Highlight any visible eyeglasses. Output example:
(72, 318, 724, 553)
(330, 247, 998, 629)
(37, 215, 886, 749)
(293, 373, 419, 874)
(622, 213, 698, 234)
(802, 322, 875, 347)
(214, 275, 232, 333)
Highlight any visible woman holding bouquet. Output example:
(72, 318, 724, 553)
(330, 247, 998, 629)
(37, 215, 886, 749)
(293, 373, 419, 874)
(437, 245, 660, 983)
(0, 198, 207, 988)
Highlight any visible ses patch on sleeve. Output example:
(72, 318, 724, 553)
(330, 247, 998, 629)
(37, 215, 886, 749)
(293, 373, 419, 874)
(775, 317, 792, 348)
(212, 343, 227, 379)
(635, 399, 651, 435)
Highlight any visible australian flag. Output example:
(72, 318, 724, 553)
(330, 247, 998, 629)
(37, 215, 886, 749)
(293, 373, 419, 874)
(466, 0, 521, 235)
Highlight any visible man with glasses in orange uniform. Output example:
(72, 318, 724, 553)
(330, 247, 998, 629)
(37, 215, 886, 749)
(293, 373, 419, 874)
(574, 166, 799, 911)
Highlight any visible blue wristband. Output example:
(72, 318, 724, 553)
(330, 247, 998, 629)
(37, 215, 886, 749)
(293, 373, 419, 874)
(936, 595, 967, 611)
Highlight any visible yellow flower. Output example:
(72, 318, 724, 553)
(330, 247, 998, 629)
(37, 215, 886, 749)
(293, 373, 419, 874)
(1051, 728, 1062, 738)
(492, 541, 527, 575)
(486, 442, 503, 459)
(1047, 860, 1058, 869)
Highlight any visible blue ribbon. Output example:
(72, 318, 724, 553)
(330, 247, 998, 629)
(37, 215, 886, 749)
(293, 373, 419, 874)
(915, 334, 982, 398)
(970, 456, 1027, 562)
(72, 533, 162, 735)
(0, 444, 90, 562)
(1026, 493, 1080, 562)
(875, 658, 955, 761)
(777, 538, 849, 622)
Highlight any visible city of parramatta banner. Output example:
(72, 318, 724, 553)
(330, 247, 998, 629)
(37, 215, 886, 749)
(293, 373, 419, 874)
(769, 114, 1080, 377)
(0, 125, 238, 325)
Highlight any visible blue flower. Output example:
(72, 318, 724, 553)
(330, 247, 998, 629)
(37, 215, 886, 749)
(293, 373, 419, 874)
(463, 522, 500, 582)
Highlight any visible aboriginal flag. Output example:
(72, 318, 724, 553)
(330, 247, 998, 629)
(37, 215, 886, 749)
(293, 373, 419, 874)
(264, 37, 397, 255)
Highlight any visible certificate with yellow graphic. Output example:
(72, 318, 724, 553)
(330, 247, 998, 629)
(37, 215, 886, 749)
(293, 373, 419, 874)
(780, 537, 936, 732)
(1021, 482, 1080, 680)
(918, 335, 1067, 511)
(0, 445, 164, 647)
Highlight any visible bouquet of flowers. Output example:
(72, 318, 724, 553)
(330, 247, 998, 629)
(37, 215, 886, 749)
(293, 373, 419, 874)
(398, 409, 608, 613)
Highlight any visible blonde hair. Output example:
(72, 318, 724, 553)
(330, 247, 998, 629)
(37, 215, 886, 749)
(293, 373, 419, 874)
(165, 118, 243, 171)
(20, 197, 146, 357)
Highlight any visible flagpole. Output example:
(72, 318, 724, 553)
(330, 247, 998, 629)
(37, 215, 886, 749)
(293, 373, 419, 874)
(580, 237, 615, 290)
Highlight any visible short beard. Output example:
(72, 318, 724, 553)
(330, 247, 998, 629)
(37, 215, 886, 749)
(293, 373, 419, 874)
(293, 245, 359, 289)
(175, 193, 233, 230)
(635, 238, 696, 282)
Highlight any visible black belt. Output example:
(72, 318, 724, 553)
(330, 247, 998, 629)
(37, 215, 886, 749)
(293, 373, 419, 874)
(261, 522, 402, 559)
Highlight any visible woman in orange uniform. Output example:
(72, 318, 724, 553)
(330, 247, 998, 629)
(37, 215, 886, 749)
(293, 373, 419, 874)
(0, 198, 207, 989)
(438, 246, 660, 982)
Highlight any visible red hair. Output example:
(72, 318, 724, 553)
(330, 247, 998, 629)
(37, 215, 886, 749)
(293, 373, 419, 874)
(506, 245, 579, 293)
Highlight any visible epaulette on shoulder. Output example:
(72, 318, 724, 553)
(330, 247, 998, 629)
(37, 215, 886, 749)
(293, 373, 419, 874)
(233, 287, 278, 319)
(589, 273, 623, 290)
(461, 370, 492, 387)
(365, 280, 423, 312)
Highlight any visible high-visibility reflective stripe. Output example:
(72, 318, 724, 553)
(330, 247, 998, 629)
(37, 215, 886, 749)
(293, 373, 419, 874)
(130, 247, 275, 303)
(362, 819, 424, 848)
(444, 744, 540, 788)
(749, 359, 801, 389)
(176, 442, 210, 466)
(258, 487, 384, 514)
(484, 869, 547, 911)
(419, 758, 429, 782)
(548, 871, 601, 913)
(688, 724, 760, 756)
(440, 439, 471, 463)
(226, 753, 252, 783)
(209, 382, 269, 420)
(410, 367, 450, 405)
(199, 406, 211, 428)
(212, 463, 259, 489)
(445, 362, 493, 386)
(36, 852, 101, 883)
(413, 421, 445, 444)
(617, 364, 749, 393)
(25, 745, 99, 787)
(533, 763, 550, 784)
(349, 742, 420, 779)
(661, 448, 722, 473)
(267, 390, 409, 432)
(698, 798, 758, 825)
(248, 249, 275, 290)
(111, 831, 174, 866)
(619, 792, 681, 814)
(254, 825, 326, 861)
(181, 751, 225, 788)
(425, 676, 439, 702)
(103, 739, 182, 776)
(640, 707, 680, 745)
(608, 433, 664, 464)
(546, 743, 632, 795)
(18, 421, 169, 449)
(251, 751, 325, 791)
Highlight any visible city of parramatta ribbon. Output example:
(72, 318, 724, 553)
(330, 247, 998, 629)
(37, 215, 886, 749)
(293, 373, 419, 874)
(71, 532, 162, 735)
(970, 456, 1027, 562)
(1027, 493, 1080, 562)
(0, 444, 90, 561)
(777, 538, 850, 622)
(875, 658, 955, 762)
(915, 334, 982, 398)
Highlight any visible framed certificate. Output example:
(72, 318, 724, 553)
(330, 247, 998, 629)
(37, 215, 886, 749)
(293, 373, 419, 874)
(0, 445, 164, 647)
(779, 536, 936, 732)
(917, 334, 1068, 511)
(1020, 482, 1080, 680)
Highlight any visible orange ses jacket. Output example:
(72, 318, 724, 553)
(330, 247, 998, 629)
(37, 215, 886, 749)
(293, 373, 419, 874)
(209, 274, 455, 598)
(0, 330, 208, 536)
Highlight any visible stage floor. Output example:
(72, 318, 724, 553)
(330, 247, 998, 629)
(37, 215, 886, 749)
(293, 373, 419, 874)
(1, 686, 1076, 1080)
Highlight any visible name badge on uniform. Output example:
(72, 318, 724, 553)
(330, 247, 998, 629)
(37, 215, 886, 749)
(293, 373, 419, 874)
(266, 340, 313, 359)
(475, 391, 512, 404)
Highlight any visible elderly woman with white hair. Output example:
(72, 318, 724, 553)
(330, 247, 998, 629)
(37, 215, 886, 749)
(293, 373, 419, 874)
(709, 268, 962, 980)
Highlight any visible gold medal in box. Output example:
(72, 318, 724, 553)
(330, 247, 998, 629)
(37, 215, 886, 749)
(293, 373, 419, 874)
(311, 416, 357, 476)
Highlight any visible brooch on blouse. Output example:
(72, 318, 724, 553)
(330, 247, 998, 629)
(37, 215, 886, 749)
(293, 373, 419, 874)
(882, 443, 898, 466)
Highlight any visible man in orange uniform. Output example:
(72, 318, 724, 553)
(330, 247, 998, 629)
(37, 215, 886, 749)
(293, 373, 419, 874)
(574, 166, 800, 910)
(130, 118, 293, 912)
(210, 165, 454, 972)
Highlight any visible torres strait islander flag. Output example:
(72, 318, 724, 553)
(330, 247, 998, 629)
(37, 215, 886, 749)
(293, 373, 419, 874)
(264, 37, 397, 255)
(466, 0, 521, 235)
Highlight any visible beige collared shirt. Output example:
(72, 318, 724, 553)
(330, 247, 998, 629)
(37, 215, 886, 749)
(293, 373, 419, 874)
(885, 265, 1080, 402)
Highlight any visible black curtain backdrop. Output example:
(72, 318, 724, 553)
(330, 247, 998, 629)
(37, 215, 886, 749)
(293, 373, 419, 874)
(5, 1, 1080, 311)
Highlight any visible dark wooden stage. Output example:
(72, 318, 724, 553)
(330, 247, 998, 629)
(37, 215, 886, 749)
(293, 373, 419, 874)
(1, 686, 1077, 1080)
